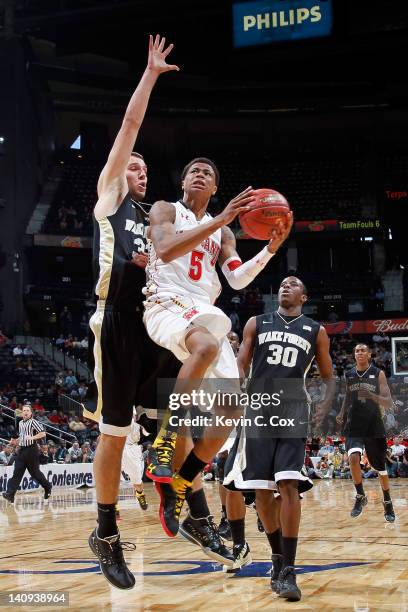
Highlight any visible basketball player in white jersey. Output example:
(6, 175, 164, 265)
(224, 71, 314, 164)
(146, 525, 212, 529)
(120, 409, 149, 511)
(143, 157, 293, 537)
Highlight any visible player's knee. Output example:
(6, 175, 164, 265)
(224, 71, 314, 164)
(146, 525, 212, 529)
(193, 338, 219, 363)
(278, 480, 299, 499)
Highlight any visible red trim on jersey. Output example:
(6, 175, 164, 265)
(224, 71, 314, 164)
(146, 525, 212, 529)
(227, 259, 242, 271)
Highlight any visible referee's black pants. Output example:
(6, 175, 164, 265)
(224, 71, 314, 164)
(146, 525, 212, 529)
(7, 446, 51, 495)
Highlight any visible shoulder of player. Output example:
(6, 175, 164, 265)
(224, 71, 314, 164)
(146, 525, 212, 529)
(94, 177, 128, 220)
(149, 200, 176, 223)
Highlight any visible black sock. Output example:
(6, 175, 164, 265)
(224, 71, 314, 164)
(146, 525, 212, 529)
(382, 489, 391, 502)
(221, 505, 227, 519)
(282, 536, 298, 568)
(178, 450, 207, 483)
(355, 482, 365, 496)
(186, 488, 210, 519)
(266, 528, 282, 555)
(97, 503, 118, 539)
(229, 518, 245, 547)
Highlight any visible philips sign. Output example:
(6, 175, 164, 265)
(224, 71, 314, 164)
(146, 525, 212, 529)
(233, 0, 333, 47)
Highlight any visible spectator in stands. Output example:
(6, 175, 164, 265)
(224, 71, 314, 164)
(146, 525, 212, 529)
(48, 444, 58, 463)
(32, 398, 46, 414)
(390, 436, 406, 459)
(77, 382, 88, 401)
(65, 370, 78, 391)
(229, 305, 241, 334)
(399, 447, 408, 477)
(0, 329, 9, 347)
(55, 335, 65, 349)
(55, 370, 65, 388)
(39, 444, 53, 464)
(59, 306, 73, 336)
(372, 332, 390, 344)
(81, 442, 94, 463)
(69, 415, 86, 432)
(318, 438, 334, 457)
(80, 336, 88, 350)
(56, 440, 68, 462)
(48, 410, 61, 425)
(58, 410, 69, 427)
(13, 345, 23, 357)
(67, 441, 82, 463)
(23, 346, 34, 357)
(385, 449, 398, 478)
(9, 396, 18, 411)
(0, 444, 14, 465)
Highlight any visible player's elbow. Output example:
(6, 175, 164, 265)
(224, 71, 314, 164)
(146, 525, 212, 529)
(156, 247, 173, 263)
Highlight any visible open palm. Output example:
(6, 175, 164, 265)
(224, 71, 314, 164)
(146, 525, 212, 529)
(148, 34, 179, 74)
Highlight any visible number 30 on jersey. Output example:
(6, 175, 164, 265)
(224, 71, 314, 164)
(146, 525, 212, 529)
(267, 344, 298, 367)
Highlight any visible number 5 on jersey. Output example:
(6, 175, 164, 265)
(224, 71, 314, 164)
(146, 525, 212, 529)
(189, 250, 204, 281)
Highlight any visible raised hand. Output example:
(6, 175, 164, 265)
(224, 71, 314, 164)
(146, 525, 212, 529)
(148, 34, 180, 74)
(216, 187, 255, 226)
(267, 211, 293, 253)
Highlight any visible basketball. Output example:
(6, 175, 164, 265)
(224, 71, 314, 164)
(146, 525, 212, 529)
(239, 188, 291, 240)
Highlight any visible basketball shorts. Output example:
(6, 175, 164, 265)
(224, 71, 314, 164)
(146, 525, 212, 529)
(121, 443, 144, 485)
(143, 296, 239, 379)
(85, 301, 179, 436)
(223, 428, 313, 494)
(346, 437, 388, 474)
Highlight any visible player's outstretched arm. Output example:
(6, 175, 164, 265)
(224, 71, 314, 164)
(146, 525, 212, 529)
(149, 188, 254, 263)
(237, 317, 256, 381)
(95, 35, 179, 220)
(219, 217, 292, 290)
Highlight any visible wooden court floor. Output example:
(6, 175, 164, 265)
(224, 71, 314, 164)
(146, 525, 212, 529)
(0, 479, 407, 611)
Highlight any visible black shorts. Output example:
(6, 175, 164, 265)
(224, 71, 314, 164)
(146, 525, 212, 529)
(85, 303, 179, 435)
(223, 431, 313, 494)
(346, 437, 388, 473)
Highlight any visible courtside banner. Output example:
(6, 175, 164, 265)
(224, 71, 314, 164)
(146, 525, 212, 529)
(0, 463, 94, 493)
(233, 0, 333, 48)
(323, 318, 408, 336)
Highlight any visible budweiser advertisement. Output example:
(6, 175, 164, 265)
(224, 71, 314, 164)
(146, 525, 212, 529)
(323, 318, 408, 335)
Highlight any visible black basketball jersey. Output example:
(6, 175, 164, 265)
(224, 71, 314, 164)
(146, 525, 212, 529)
(344, 365, 385, 437)
(93, 194, 148, 311)
(249, 311, 320, 402)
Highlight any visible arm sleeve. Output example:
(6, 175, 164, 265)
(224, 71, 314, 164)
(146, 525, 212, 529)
(32, 419, 45, 434)
(221, 246, 274, 290)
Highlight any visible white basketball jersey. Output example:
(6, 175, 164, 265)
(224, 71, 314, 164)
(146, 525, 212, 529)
(126, 420, 141, 446)
(145, 201, 222, 304)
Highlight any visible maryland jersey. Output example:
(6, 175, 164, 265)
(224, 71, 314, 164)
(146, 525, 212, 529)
(145, 200, 222, 304)
(125, 420, 142, 446)
(344, 365, 385, 437)
(250, 311, 320, 402)
(93, 194, 148, 311)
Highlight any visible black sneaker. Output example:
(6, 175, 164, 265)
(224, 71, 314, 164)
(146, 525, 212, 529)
(383, 500, 395, 522)
(115, 504, 121, 522)
(44, 486, 52, 500)
(218, 516, 232, 541)
(88, 528, 136, 590)
(180, 513, 234, 566)
(278, 566, 301, 601)
(156, 476, 191, 538)
(136, 491, 148, 510)
(145, 433, 176, 484)
(257, 514, 265, 533)
(223, 542, 252, 573)
(2, 492, 15, 504)
(351, 494, 368, 518)
(270, 554, 283, 593)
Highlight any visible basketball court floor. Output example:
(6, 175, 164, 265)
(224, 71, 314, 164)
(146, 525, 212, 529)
(1, 480, 407, 611)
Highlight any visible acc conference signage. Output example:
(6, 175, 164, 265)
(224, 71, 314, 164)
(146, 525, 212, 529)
(233, 0, 333, 47)
(0, 463, 94, 493)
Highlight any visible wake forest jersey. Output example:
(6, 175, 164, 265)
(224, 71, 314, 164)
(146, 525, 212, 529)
(344, 365, 385, 437)
(93, 194, 148, 311)
(249, 311, 320, 403)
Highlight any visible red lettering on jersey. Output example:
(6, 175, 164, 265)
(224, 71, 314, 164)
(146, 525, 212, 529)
(183, 307, 199, 321)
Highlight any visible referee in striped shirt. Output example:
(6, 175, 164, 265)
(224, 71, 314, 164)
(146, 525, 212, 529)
(2, 403, 52, 503)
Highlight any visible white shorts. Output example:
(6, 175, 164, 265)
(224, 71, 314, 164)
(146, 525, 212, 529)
(143, 298, 239, 379)
(121, 444, 144, 485)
